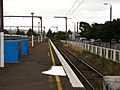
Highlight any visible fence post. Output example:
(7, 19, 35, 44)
(77, 42, 79, 47)
(82, 43, 84, 49)
(119, 51, 120, 62)
(106, 48, 108, 59)
(88, 44, 90, 51)
(96, 46, 98, 54)
(113, 50, 116, 61)
(91, 45, 94, 53)
(110, 50, 113, 60)
(85, 44, 86, 50)
(100, 47, 102, 57)
(80, 43, 82, 48)
(81, 43, 83, 49)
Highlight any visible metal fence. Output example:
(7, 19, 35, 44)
(61, 40, 120, 63)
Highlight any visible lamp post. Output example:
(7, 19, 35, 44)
(31, 12, 34, 32)
(38, 22, 40, 42)
(104, 3, 112, 22)
(104, 3, 112, 48)
(31, 12, 34, 47)
(0, 0, 4, 67)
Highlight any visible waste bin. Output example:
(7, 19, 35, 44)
(21, 39, 29, 55)
(4, 40, 22, 63)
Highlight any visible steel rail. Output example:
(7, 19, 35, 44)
(55, 43, 95, 90)
(54, 42, 103, 90)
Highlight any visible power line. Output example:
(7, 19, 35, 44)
(66, 0, 79, 15)
(69, 0, 85, 15)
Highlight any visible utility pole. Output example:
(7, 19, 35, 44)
(54, 16, 67, 42)
(0, 0, 4, 67)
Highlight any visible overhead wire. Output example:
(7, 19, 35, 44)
(66, 0, 79, 15)
(69, 0, 85, 15)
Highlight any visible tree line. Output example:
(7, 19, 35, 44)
(46, 29, 72, 40)
(4, 28, 38, 36)
(79, 18, 120, 43)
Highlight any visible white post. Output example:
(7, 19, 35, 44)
(85, 44, 86, 50)
(96, 46, 98, 54)
(88, 44, 90, 51)
(106, 48, 109, 59)
(77, 42, 79, 47)
(100, 47, 102, 57)
(79, 42, 81, 48)
(119, 51, 120, 62)
(91, 45, 94, 53)
(38, 35, 40, 43)
(41, 35, 42, 42)
(113, 50, 116, 61)
(32, 35, 34, 47)
(82, 43, 84, 49)
(0, 32, 4, 67)
(110, 50, 113, 60)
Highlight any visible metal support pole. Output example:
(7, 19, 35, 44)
(40, 17, 42, 42)
(77, 22, 79, 34)
(110, 5, 112, 22)
(31, 13, 34, 32)
(31, 12, 34, 47)
(43, 26, 45, 40)
(0, 0, 4, 67)
(65, 17, 67, 42)
(38, 22, 40, 43)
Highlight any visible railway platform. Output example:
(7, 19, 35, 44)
(0, 40, 85, 90)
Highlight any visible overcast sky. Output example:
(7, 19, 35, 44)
(3, 0, 120, 32)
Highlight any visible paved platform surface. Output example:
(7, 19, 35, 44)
(0, 40, 84, 90)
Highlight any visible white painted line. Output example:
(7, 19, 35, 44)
(50, 40, 84, 87)
(42, 66, 66, 76)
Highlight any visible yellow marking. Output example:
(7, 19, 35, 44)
(48, 75, 54, 88)
(55, 76, 63, 90)
(48, 41, 63, 90)
(49, 42, 55, 66)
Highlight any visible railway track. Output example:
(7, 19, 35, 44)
(54, 42, 104, 90)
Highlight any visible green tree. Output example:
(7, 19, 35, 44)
(55, 31, 66, 40)
(79, 22, 91, 39)
(4, 29, 9, 34)
(27, 28, 37, 36)
(16, 27, 21, 35)
(46, 29, 52, 38)
(68, 29, 72, 35)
